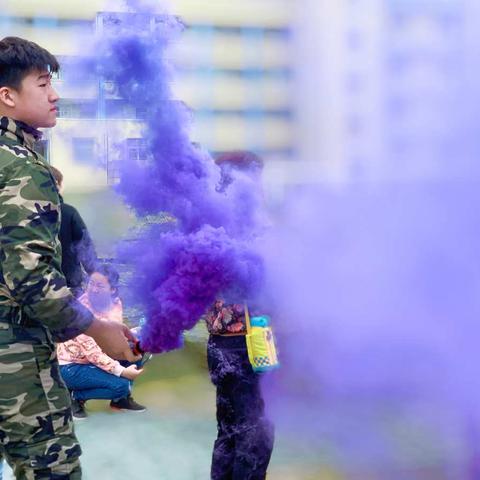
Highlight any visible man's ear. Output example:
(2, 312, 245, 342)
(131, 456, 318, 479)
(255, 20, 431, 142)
(0, 87, 16, 109)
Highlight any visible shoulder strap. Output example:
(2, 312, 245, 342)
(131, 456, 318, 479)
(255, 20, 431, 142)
(244, 303, 252, 335)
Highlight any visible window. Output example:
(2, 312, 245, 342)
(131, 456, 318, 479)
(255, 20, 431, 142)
(388, 53, 411, 75)
(53, 57, 96, 83)
(72, 138, 95, 163)
(57, 101, 76, 118)
(106, 138, 150, 185)
(387, 96, 409, 117)
(345, 72, 364, 93)
(33, 17, 58, 28)
(126, 138, 150, 163)
(107, 161, 121, 185)
(346, 115, 363, 136)
(135, 106, 148, 119)
(96, 12, 163, 36)
(346, 29, 363, 51)
(57, 100, 96, 118)
(105, 100, 136, 119)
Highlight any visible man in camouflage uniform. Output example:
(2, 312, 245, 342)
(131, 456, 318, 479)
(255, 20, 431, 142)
(0, 37, 140, 479)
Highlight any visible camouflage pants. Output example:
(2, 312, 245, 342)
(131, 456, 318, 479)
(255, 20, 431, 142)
(0, 321, 82, 479)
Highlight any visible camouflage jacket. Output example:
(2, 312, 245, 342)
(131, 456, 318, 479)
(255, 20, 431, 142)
(0, 117, 93, 341)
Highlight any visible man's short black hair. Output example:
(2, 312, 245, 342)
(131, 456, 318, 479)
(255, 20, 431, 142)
(0, 36, 59, 90)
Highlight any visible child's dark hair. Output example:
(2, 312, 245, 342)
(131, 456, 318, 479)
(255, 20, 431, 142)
(0, 37, 59, 90)
(93, 264, 120, 298)
(215, 151, 263, 170)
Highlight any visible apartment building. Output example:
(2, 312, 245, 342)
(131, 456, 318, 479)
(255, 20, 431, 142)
(1, 0, 293, 190)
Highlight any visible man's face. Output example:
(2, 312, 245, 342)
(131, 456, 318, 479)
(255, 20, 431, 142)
(9, 69, 59, 128)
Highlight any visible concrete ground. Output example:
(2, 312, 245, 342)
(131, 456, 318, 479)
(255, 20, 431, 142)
(2, 336, 325, 480)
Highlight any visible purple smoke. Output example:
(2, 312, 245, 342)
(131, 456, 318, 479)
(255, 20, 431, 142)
(82, 5, 266, 352)
(257, 7, 480, 475)
(61, 0, 480, 475)
(259, 181, 480, 474)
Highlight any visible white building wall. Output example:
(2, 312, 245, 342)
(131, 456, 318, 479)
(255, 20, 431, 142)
(1, 0, 293, 192)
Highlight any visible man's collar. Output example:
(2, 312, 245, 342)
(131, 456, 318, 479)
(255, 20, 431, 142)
(0, 116, 43, 151)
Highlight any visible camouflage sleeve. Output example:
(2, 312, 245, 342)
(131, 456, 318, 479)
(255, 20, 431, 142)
(0, 159, 94, 341)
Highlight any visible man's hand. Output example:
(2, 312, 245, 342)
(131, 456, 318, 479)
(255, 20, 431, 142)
(84, 318, 141, 362)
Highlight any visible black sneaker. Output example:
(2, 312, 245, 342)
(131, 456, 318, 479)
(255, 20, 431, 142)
(71, 399, 88, 420)
(110, 395, 146, 412)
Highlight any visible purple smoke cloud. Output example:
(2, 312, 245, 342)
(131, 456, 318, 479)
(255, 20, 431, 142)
(63, 0, 480, 474)
(255, 181, 480, 476)
(258, 45, 480, 479)
(81, 4, 266, 352)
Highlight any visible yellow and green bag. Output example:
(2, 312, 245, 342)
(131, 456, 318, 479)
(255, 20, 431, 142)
(245, 304, 279, 372)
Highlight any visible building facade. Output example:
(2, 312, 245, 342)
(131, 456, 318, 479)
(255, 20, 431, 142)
(1, 0, 293, 191)
(294, 0, 468, 184)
